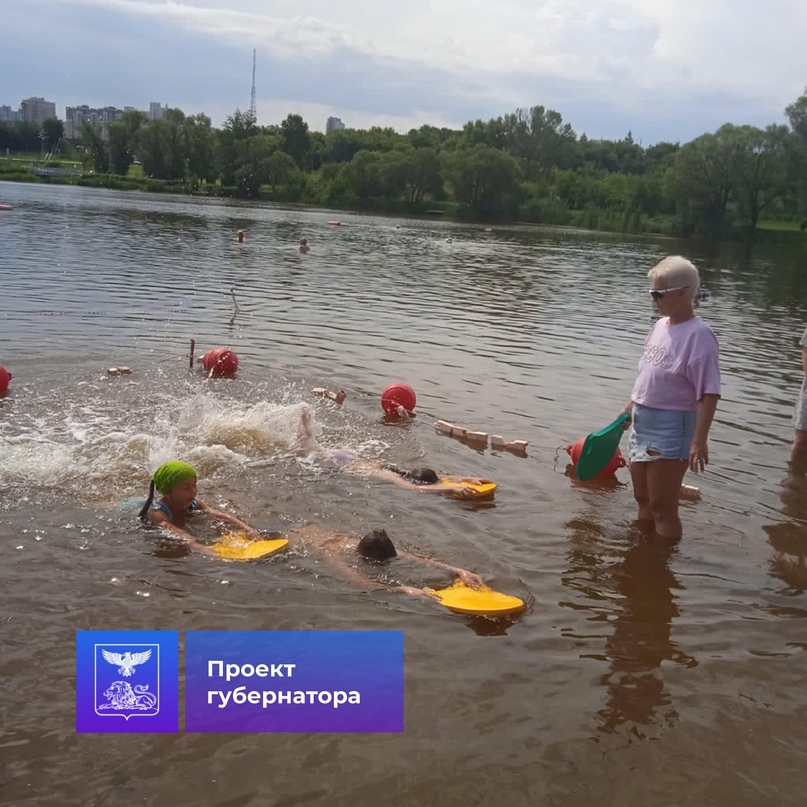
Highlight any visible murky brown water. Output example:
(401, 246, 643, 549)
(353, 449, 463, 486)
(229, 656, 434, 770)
(1, 181, 807, 806)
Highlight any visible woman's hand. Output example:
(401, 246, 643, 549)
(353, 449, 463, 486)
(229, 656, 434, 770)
(689, 439, 709, 473)
(620, 403, 633, 430)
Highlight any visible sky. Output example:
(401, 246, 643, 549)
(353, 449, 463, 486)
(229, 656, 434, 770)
(2, 0, 806, 145)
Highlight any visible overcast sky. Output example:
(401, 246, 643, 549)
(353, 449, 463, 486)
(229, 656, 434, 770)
(2, 0, 806, 144)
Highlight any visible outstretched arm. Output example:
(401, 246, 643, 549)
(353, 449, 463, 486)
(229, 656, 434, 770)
(397, 550, 485, 589)
(324, 553, 435, 598)
(148, 511, 218, 557)
(196, 500, 261, 539)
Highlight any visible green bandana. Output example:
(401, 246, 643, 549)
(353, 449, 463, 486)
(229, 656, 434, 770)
(153, 461, 197, 494)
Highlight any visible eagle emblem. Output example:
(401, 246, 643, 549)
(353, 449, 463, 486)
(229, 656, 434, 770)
(101, 649, 152, 677)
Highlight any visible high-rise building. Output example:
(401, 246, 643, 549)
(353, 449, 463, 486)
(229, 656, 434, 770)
(65, 105, 126, 140)
(20, 97, 57, 123)
(0, 105, 21, 122)
(326, 116, 346, 134)
(148, 102, 168, 120)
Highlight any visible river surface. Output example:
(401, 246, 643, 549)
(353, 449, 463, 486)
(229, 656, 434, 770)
(1, 181, 806, 806)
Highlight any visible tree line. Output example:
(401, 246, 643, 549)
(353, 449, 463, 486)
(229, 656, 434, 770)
(3, 90, 807, 240)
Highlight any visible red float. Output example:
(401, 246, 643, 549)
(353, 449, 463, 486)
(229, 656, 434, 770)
(0, 364, 11, 395)
(566, 436, 626, 477)
(381, 382, 416, 415)
(202, 348, 239, 377)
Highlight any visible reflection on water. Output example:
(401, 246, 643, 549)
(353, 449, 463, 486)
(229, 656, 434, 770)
(764, 465, 807, 595)
(2, 181, 807, 805)
(561, 518, 695, 736)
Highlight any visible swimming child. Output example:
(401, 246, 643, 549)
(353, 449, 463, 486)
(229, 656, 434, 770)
(236, 229, 245, 243)
(137, 461, 259, 553)
(297, 406, 492, 499)
(299, 238, 310, 253)
(287, 526, 484, 597)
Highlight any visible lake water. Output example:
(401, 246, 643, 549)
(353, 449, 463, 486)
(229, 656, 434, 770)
(1, 180, 806, 806)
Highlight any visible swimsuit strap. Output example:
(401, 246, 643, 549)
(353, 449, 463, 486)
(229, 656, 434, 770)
(153, 499, 198, 524)
(153, 500, 174, 524)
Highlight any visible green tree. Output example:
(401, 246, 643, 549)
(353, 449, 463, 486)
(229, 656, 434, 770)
(108, 110, 146, 175)
(41, 118, 64, 152)
(216, 109, 259, 185)
(280, 113, 311, 167)
(81, 122, 109, 173)
(731, 124, 790, 237)
(266, 150, 296, 191)
(444, 144, 521, 216)
(379, 147, 442, 203)
(343, 150, 383, 198)
(671, 125, 743, 239)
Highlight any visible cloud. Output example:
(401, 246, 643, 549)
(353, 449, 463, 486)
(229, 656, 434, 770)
(2, 0, 805, 143)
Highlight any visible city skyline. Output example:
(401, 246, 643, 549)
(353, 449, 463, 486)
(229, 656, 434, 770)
(2, 0, 806, 144)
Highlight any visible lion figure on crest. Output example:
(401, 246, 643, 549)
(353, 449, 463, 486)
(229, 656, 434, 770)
(99, 680, 157, 710)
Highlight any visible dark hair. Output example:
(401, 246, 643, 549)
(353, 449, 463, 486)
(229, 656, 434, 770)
(138, 480, 156, 522)
(357, 529, 397, 561)
(384, 465, 439, 485)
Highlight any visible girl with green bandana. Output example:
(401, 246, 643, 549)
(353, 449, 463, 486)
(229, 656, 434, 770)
(138, 461, 260, 552)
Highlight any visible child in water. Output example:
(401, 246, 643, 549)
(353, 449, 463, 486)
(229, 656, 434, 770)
(137, 461, 259, 553)
(286, 526, 484, 597)
(298, 406, 491, 499)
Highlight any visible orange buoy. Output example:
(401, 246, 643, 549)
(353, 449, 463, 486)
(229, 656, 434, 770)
(566, 437, 626, 477)
(201, 347, 239, 377)
(381, 382, 416, 415)
(0, 364, 12, 395)
(0, 204, 12, 211)
(327, 221, 341, 226)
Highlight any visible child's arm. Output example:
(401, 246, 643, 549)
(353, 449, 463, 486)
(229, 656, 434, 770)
(196, 500, 261, 539)
(371, 468, 476, 498)
(397, 549, 485, 589)
(148, 510, 218, 557)
(324, 555, 436, 598)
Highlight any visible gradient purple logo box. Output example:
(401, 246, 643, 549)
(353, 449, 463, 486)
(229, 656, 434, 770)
(186, 630, 403, 732)
(76, 630, 179, 733)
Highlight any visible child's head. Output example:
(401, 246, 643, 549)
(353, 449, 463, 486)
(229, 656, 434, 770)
(138, 461, 198, 521)
(300, 238, 307, 246)
(402, 467, 439, 485)
(357, 529, 397, 561)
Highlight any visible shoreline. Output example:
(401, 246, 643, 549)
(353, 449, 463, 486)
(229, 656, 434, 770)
(1, 171, 805, 243)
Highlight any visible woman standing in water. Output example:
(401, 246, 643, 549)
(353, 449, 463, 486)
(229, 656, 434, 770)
(621, 256, 721, 541)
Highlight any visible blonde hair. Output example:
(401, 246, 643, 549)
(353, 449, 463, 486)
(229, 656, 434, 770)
(648, 256, 700, 301)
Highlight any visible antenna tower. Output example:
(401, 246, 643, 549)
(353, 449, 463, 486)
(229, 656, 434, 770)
(249, 49, 256, 120)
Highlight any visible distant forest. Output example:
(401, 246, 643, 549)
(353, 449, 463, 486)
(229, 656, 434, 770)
(3, 88, 807, 240)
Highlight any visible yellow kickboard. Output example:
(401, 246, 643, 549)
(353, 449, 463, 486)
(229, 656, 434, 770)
(428, 580, 525, 615)
(211, 532, 289, 560)
(436, 476, 497, 498)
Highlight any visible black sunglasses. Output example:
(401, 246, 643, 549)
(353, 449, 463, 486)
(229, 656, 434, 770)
(649, 285, 688, 301)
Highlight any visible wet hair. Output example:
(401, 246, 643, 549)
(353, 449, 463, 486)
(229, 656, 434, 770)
(357, 529, 397, 561)
(138, 480, 157, 522)
(383, 465, 439, 485)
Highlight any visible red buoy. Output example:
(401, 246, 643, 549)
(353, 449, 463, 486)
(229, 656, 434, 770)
(381, 382, 416, 415)
(0, 364, 11, 395)
(566, 436, 626, 477)
(201, 348, 239, 377)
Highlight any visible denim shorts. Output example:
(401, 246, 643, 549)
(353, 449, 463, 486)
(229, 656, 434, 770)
(628, 403, 697, 463)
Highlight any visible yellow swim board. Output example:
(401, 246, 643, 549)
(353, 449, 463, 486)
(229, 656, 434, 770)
(427, 580, 525, 616)
(210, 532, 289, 561)
(435, 476, 497, 499)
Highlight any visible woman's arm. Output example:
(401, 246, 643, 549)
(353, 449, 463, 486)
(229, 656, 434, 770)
(690, 393, 720, 473)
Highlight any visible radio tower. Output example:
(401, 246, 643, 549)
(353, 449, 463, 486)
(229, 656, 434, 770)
(249, 49, 256, 120)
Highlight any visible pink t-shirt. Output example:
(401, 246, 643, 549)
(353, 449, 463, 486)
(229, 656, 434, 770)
(631, 316, 721, 411)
